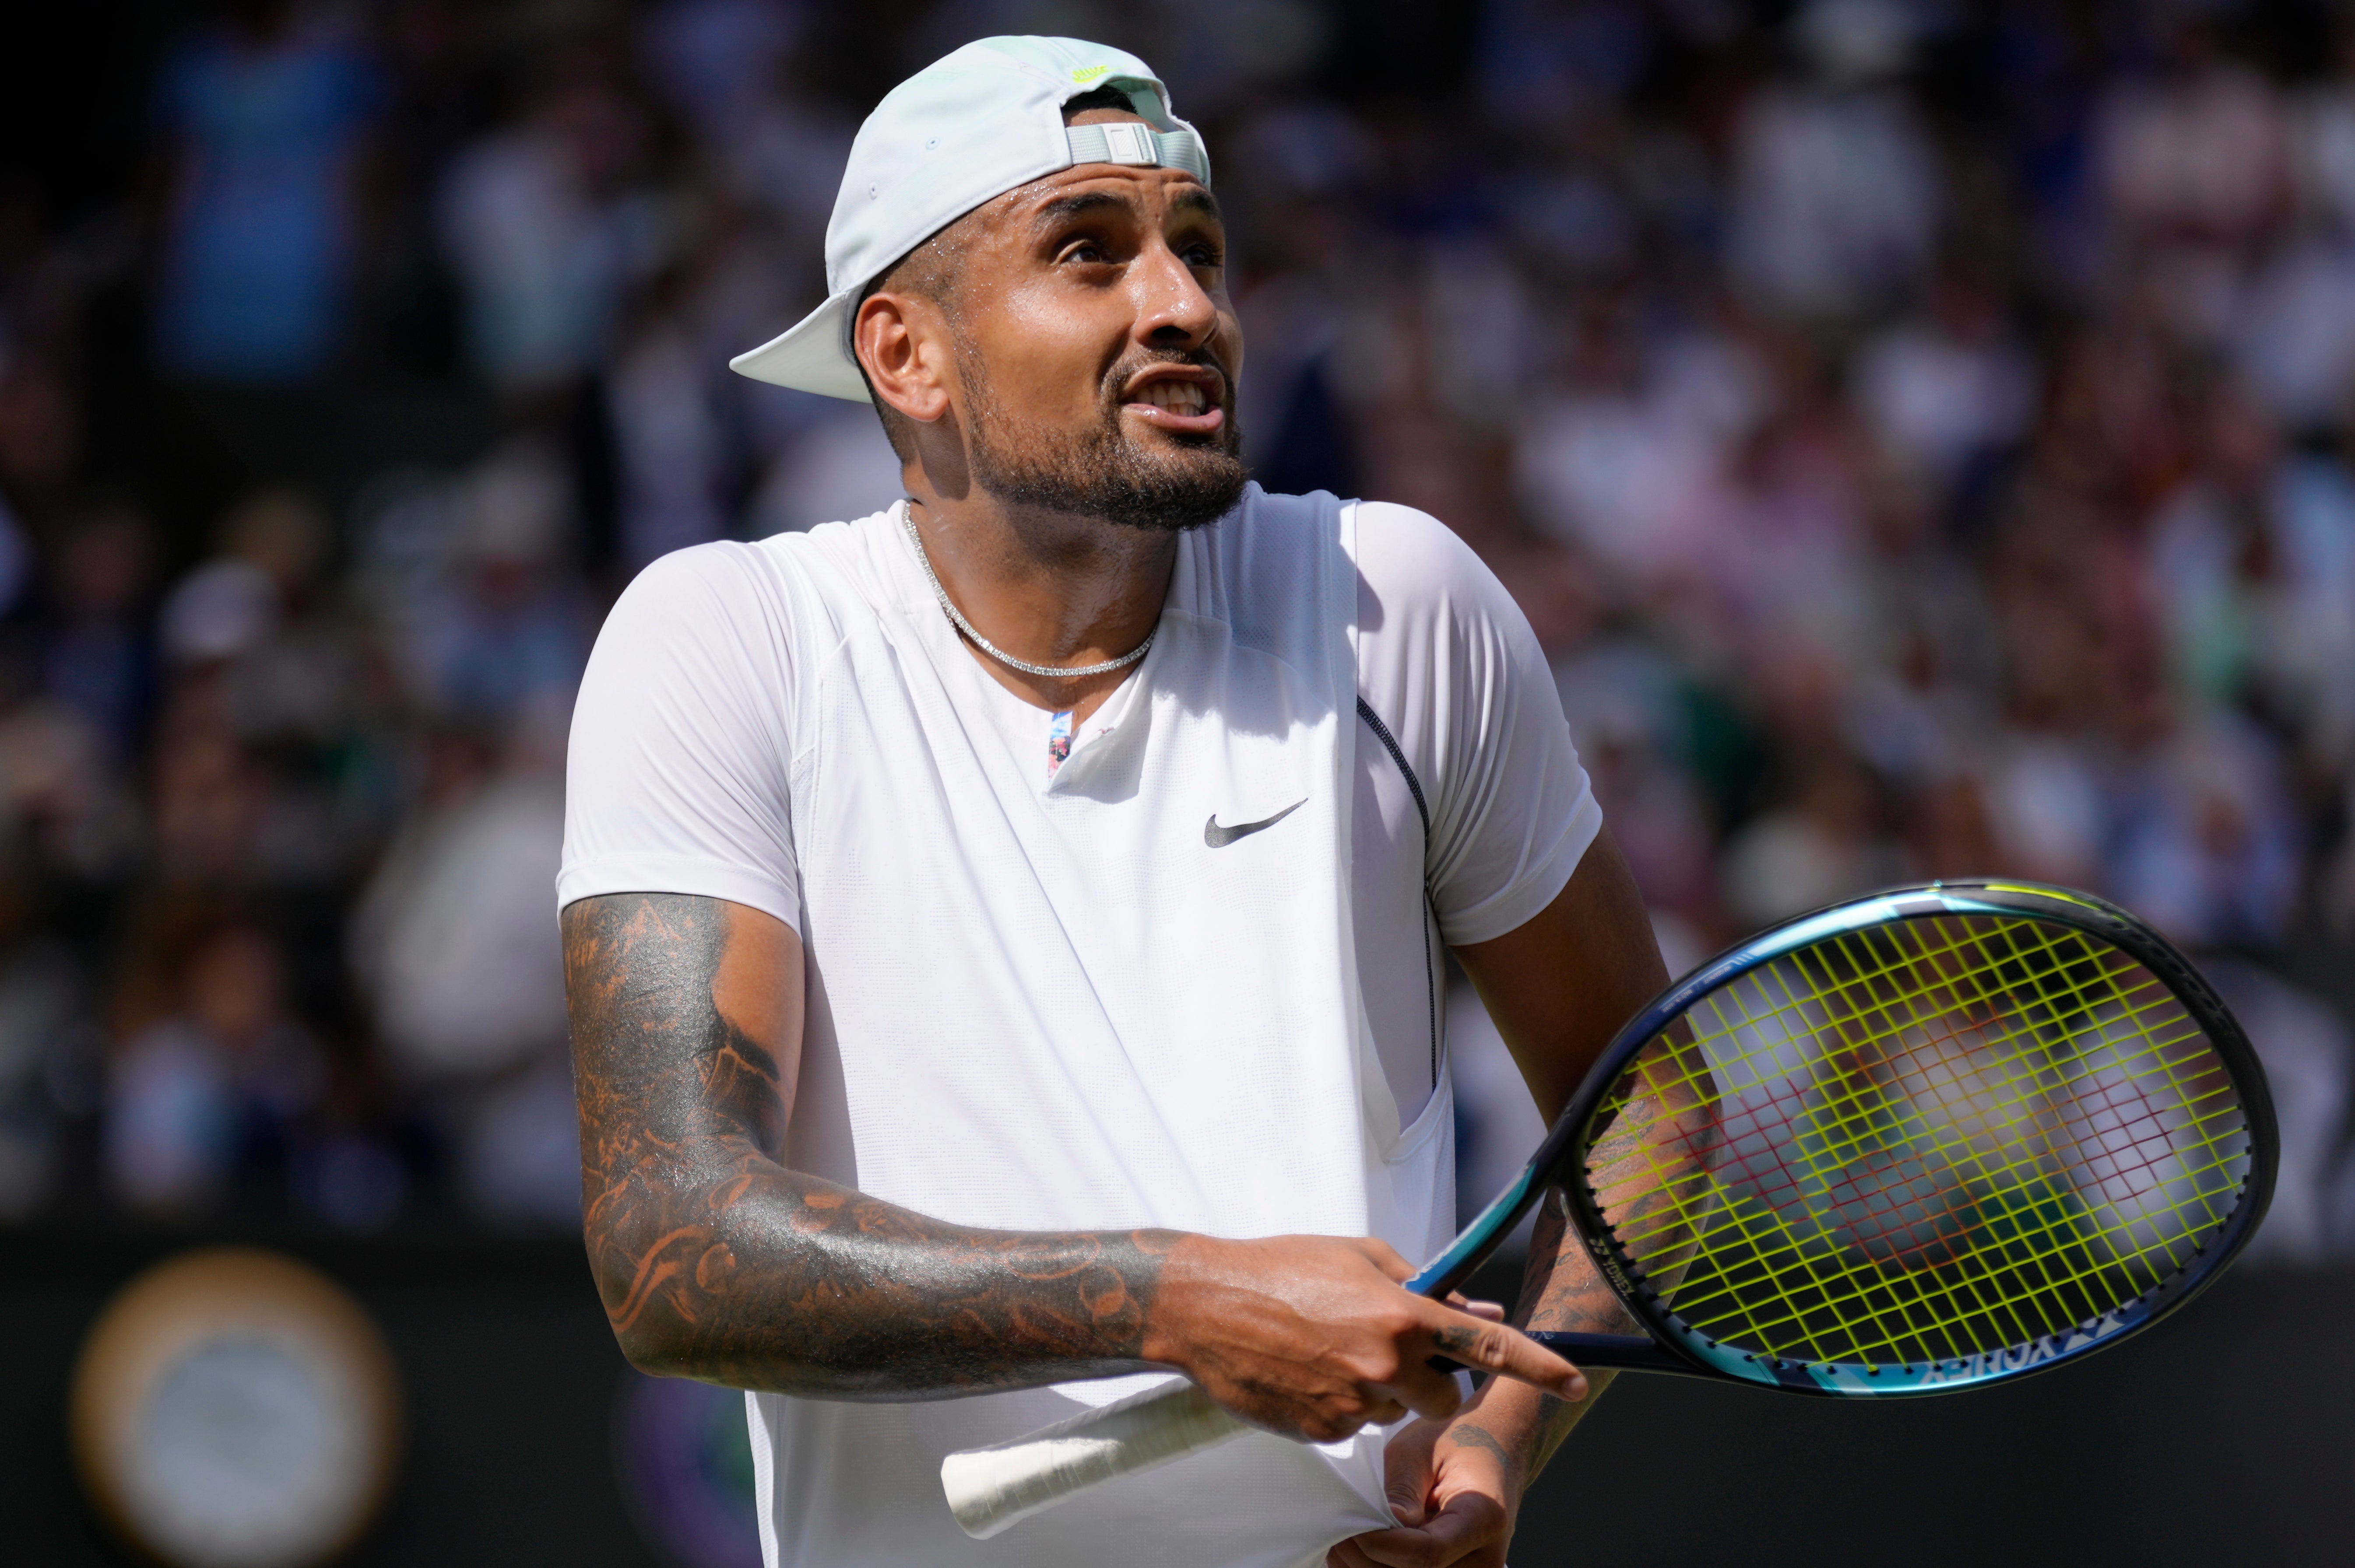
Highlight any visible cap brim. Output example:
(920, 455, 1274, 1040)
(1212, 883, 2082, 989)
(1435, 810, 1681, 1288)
(728, 288, 872, 401)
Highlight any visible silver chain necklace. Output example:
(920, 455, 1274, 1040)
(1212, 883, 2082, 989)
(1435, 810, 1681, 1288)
(900, 503, 1155, 679)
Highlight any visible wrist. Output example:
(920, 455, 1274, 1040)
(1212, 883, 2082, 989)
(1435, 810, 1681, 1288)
(1135, 1230, 1223, 1371)
(1450, 1376, 1546, 1449)
(1456, 1359, 1613, 1488)
(1431, 1400, 1534, 1522)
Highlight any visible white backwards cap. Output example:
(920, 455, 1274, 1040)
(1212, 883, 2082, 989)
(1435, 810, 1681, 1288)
(729, 36, 1211, 402)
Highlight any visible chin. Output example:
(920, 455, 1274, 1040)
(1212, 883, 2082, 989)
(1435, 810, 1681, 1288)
(1101, 450, 1248, 534)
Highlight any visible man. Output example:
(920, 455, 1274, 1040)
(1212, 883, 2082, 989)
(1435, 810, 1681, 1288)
(560, 36, 1668, 1568)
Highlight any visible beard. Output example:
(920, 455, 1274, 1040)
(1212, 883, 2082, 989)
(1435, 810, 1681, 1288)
(960, 347, 1248, 533)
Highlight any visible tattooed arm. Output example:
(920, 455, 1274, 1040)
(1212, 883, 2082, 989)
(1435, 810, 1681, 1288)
(566, 891, 1170, 1396)
(1333, 830, 1667, 1568)
(566, 891, 1581, 1426)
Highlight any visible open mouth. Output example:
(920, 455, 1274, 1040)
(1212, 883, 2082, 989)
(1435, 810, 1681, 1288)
(1137, 380, 1209, 415)
(1121, 370, 1225, 434)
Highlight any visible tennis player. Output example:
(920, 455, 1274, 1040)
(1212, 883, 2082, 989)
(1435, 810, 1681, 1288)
(560, 35, 1668, 1568)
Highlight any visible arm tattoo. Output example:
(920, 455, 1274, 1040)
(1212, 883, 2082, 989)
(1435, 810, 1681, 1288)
(1498, 1093, 1697, 1477)
(1445, 1420, 1519, 1477)
(1505, 1189, 1627, 1478)
(1494, 1097, 1670, 1478)
(566, 892, 1176, 1397)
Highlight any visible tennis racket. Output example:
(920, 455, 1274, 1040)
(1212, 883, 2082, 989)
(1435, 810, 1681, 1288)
(941, 879, 2275, 1539)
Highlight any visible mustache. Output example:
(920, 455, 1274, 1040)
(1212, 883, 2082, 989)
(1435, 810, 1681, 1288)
(1100, 349, 1232, 406)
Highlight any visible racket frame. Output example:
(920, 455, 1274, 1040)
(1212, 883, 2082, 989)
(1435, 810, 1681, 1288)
(1480, 879, 2278, 1396)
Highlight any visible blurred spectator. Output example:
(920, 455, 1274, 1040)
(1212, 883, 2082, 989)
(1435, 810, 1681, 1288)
(1552, 635, 1726, 928)
(439, 35, 672, 393)
(349, 721, 573, 1225)
(1727, 2, 1938, 319)
(2205, 956, 2350, 1266)
(0, 646, 139, 883)
(1853, 258, 2035, 499)
(2108, 710, 2301, 950)
(350, 724, 564, 1090)
(149, 0, 382, 383)
(744, 400, 907, 537)
(640, 0, 805, 156)
(606, 270, 736, 568)
(104, 911, 322, 1213)
(1720, 749, 1899, 928)
(0, 864, 97, 1218)
(158, 486, 387, 881)
(39, 506, 157, 764)
(2096, 10, 2292, 343)
(390, 439, 591, 724)
(1514, 304, 1757, 589)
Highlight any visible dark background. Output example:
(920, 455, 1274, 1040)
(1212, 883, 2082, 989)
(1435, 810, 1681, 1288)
(8, 1237, 2351, 1564)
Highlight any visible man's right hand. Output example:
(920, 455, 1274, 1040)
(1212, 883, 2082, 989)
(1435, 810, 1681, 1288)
(1139, 1234, 1591, 1443)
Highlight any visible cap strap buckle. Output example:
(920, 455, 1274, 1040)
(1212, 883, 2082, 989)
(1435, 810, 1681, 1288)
(1064, 124, 1212, 186)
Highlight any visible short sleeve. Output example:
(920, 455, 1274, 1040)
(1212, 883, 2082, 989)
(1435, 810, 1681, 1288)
(1351, 502, 1602, 947)
(559, 543, 806, 932)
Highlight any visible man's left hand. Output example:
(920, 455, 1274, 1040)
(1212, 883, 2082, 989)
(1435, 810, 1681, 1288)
(1326, 1413, 1520, 1568)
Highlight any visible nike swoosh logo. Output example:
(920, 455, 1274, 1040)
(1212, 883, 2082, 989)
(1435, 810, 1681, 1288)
(1204, 799, 1306, 848)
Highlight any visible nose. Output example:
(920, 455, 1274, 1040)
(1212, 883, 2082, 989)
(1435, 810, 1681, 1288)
(1130, 235, 1220, 353)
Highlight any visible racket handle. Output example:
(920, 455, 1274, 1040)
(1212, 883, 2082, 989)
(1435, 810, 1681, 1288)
(1527, 1330, 1701, 1376)
(940, 1379, 1248, 1539)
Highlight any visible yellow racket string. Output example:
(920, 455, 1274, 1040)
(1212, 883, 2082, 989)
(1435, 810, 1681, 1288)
(1667, 927, 2224, 1354)
(1627, 921, 2239, 1365)
(1583, 913, 2251, 1371)
(1629, 965, 2232, 1280)
(1639, 923, 2223, 1365)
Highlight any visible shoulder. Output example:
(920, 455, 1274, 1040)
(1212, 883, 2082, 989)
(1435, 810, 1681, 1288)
(607, 526, 870, 633)
(1346, 500, 1533, 647)
(607, 539, 784, 628)
(1346, 499, 1558, 794)
(592, 520, 909, 692)
(1198, 487, 1508, 617)
(1349, 499, 1493, 585)
(588, 540, 819, 687)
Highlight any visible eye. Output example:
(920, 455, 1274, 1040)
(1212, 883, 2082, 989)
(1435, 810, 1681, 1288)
(1060, 239, 1110, 265)
(1183, 241, 1223, 269)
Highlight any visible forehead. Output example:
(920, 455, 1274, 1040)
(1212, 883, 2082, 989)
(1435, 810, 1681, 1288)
(981, 162, 1220, 238)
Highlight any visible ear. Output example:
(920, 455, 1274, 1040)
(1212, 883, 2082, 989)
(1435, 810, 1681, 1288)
(853, 291, 953, 426)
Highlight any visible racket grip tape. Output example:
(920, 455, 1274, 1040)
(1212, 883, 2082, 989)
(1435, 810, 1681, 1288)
(940, 1379, 1248, 1539)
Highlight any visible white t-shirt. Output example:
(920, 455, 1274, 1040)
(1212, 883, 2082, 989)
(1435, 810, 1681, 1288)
(559, 487, 1598, 1568)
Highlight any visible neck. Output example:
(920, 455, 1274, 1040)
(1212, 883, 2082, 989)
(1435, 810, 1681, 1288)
(904, 481, 1178, 718)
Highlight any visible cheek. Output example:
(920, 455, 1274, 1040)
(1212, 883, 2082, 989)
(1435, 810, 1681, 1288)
(974, 287, 1131, 412)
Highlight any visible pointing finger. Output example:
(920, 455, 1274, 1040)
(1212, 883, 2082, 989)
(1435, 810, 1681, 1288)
(1425, 1307, 1588, 1401)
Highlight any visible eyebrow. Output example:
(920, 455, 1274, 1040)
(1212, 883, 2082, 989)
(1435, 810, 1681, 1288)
(1032, 185, 1225, 229)
(1170, 187, 1223, 225)
(1035, 190, 1132, 227)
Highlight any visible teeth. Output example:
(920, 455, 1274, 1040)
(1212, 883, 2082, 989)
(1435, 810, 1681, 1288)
(1137, 381, 1207, 415)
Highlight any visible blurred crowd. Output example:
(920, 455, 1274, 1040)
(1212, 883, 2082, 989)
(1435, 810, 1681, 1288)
(0, 0, 2352, 1255)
